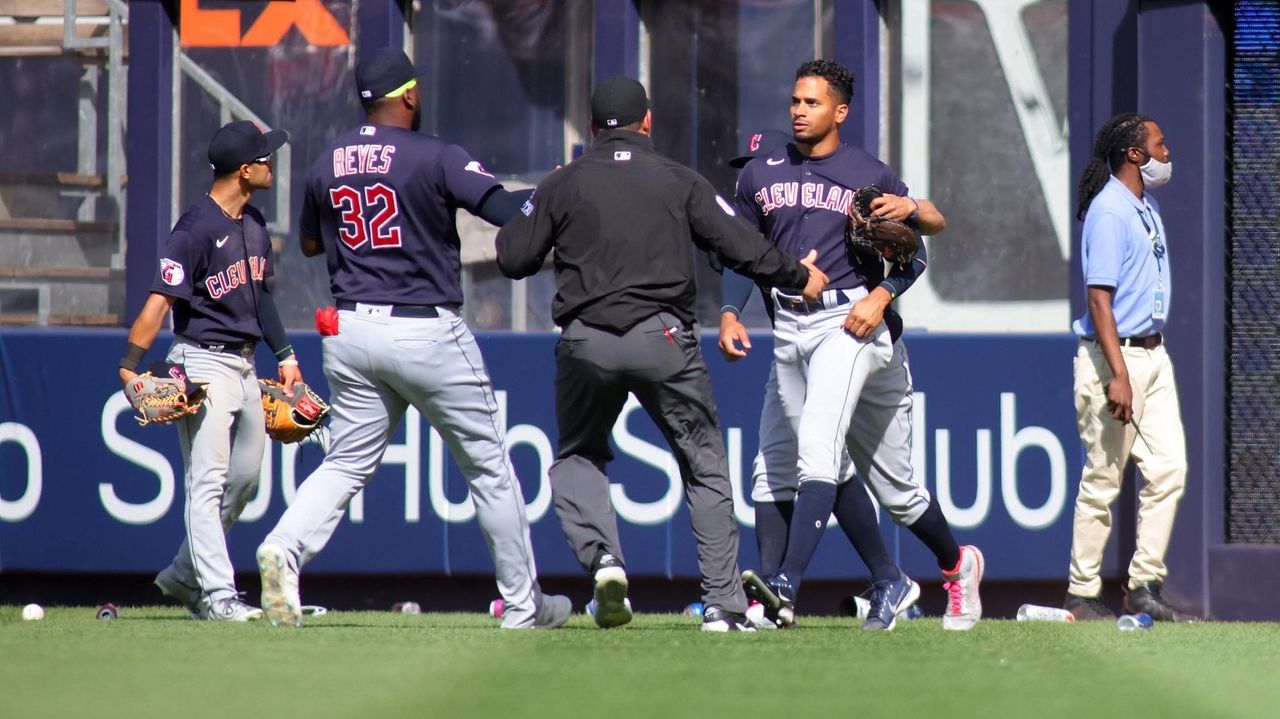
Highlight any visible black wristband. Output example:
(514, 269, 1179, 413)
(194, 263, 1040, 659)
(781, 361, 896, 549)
(119, 342, 147, 372)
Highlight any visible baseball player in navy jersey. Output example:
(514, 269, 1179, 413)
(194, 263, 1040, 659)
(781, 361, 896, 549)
(120, 120, 299, 621)
(254, 47, 571, 630)
(724, 60, 983, 631)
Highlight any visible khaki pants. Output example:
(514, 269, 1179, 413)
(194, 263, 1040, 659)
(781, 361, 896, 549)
(1068, 340, 1187, 597)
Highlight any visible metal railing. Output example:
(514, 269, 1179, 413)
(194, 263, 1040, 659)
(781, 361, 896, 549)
(62, 0, 127, 268)
(173, 52, 292, 235)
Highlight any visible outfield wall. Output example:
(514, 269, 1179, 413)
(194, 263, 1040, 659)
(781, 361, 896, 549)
(0, 329, 1090, 583)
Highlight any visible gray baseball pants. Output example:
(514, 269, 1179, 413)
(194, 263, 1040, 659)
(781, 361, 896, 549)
(161, 341, 265, 604)
(261, 305, 547, 628)
(551, 312, 749, 614)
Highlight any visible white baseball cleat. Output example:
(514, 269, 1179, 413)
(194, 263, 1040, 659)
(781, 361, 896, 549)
(257, 543, 302, 628)
(942, 545, 984, 631)
(533, 594, 574, 629)
(201, 595, 263, 622)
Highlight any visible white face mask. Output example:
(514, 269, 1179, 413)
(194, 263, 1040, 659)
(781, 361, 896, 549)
(1140, 155, 1172, 189)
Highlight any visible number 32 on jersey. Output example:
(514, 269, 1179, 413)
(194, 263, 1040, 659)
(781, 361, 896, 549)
(329, 183, 402, 250)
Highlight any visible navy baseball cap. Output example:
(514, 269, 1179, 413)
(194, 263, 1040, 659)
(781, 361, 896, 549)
(591, 75, 649, 129)
(208, 120, 288, 173)
(729, 130, 791, 168)
(356, 47, 421, 101)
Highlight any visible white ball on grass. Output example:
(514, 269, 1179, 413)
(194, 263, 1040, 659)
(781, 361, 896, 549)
(22, 603, 44, 621)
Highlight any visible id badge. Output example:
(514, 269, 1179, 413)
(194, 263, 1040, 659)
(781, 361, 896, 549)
(1153, 289, 1167, 321)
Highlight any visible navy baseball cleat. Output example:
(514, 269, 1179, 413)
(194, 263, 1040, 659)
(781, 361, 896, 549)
(861, 574, 921, 631)
(700, 606, 757, 632)
(741, 570, 796, 629)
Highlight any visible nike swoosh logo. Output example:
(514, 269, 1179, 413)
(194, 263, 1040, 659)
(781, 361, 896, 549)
(216, 235, 229, 248)
(766, 158, 785, 166)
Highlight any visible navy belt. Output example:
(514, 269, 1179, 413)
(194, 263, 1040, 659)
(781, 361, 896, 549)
(1083, 333, 1163, 349)
(337, 300, 439, 318)
(774, 290, 854, 314)
(178, 337, 257, 357)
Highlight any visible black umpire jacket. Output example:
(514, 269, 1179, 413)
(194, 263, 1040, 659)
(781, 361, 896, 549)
(495, 129, 809, 332)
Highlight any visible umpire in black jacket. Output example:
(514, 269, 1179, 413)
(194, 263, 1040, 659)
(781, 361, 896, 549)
(496, 76, 827, 632)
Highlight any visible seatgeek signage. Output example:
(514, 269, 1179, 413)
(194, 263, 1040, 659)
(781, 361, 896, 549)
(0, 330, 1095, 580)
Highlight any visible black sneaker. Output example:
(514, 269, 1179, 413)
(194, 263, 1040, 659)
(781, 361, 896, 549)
(700, 606, 757, 632)
(1064, 592, 1115, 621)
(742, 569, 796, 628)
(1123, 583, 1179, 622)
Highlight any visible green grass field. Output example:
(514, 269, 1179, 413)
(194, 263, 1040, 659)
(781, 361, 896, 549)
(2, 606, 1278, 719)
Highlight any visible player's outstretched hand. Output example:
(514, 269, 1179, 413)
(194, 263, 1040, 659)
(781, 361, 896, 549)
(843, 287, 891, 338)
(800, 250, 828, 303)
(119, 368, 138, 388)
(1105, 376, 1133, 424)
(718, 312, 751, 361)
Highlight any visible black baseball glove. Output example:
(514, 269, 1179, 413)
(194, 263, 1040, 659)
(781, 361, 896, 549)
(846, 185, 921, 270)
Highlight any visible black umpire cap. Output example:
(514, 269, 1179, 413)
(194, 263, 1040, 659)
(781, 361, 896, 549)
(729, 130, 791, 168)
(591, 75, 649, 129)
(356, 47, 421, 101)
(208, 120, 288, 174)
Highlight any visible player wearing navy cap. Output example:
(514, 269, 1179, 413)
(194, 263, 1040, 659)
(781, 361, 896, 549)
(723, 61, 983, 631)
(120, 120, 300, 621)
(254, 47, 571, 629)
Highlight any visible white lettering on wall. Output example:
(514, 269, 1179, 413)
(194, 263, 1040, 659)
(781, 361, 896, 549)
(98, 393, 175, 525)
(0, 421, 41, 521)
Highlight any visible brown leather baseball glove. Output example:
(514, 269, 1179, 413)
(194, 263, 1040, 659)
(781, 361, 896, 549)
(259, 379, 331, 443)
(846, 185, 921, 270)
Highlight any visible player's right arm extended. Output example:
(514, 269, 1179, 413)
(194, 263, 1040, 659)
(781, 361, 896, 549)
(119, 293, 176, 385)
(476, 187, 535, 227)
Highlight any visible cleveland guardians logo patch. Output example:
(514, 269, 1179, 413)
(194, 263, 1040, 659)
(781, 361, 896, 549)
(160, 258, 185, 286)
(749, 133, 762, 152)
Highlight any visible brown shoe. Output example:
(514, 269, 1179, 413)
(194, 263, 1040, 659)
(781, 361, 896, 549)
(1064, 592, 1115, 621)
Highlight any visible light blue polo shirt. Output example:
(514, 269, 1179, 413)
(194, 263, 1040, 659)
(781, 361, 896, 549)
(1072, 176, 1170, 338)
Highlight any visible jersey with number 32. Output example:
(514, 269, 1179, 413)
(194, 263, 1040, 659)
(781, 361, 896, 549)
(300, 124, 501, 306)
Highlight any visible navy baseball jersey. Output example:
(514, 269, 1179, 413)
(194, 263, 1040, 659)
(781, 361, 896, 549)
(299, 124, 502, 307)
(152, 195, 273, 343)
(735, 141, 908, 291)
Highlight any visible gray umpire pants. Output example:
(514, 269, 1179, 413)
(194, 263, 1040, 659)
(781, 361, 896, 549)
(552, 312, 749, 614)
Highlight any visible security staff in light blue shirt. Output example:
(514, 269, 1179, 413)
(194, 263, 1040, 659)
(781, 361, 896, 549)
(1064, 113, 1187, 624)
(1072, 176, 1171, 339)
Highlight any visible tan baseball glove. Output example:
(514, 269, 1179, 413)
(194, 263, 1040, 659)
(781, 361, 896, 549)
(124, 362, 207, 425)
(259, 379, 331, 443)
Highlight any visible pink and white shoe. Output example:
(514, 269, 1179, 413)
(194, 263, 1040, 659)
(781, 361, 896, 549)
(942, 545, 984, 631)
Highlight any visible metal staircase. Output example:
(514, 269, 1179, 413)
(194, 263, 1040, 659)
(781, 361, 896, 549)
(0, 0, 127, 325)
